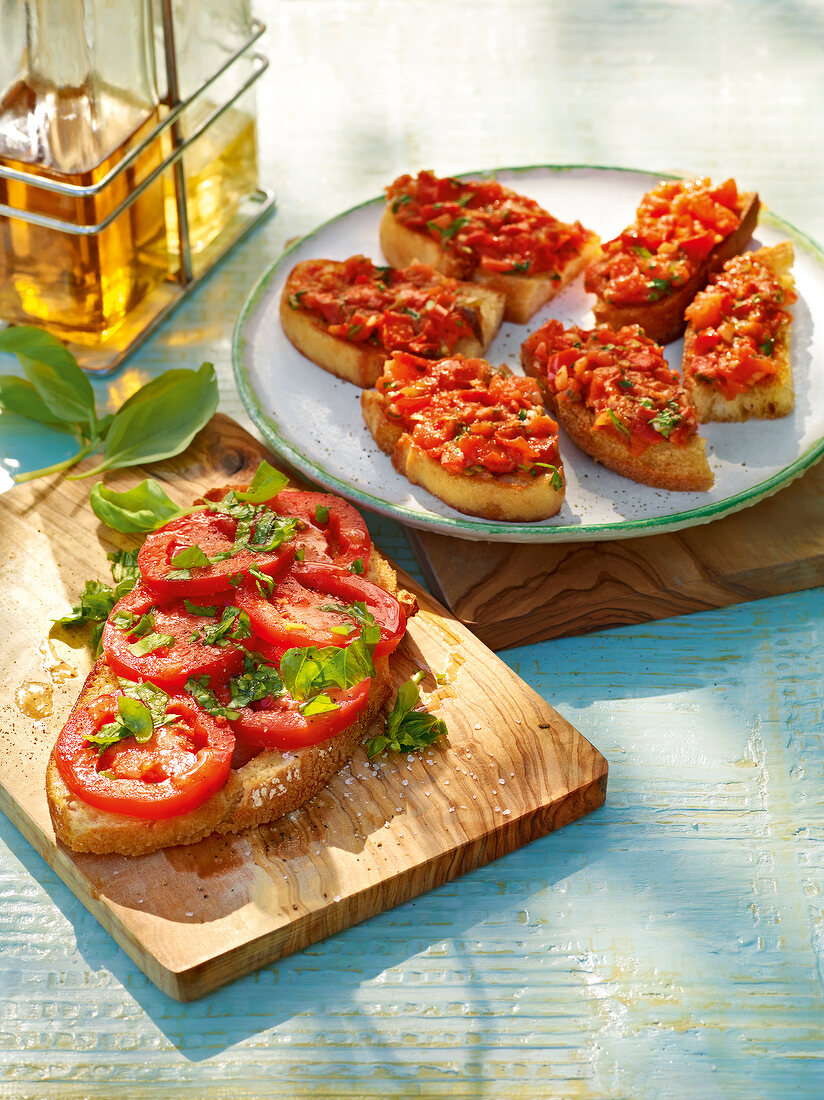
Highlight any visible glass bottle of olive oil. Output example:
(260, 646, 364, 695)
(0, 0, 172, 344)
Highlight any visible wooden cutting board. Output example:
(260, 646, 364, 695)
(406, 457, 824, 650)
(0, 414, 606, 1001)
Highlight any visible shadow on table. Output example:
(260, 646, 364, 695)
(0, 800, 606, 1061)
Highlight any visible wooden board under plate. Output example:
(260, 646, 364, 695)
(406, 457, 824, 650)
(0, 414, 607, 1000)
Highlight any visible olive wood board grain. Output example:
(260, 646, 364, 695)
(405, 457, 824, 650)
(0, 413, 607, 1001)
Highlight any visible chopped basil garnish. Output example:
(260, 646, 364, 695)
(185, 675, 240, 721)
(366, 671, 448, 759)
(227, 652, 285, 710)
(607, 409, 630, 437)
(183, 599, 219, 617)
(56, 549, 141, 655)
(193, 606, 252, 646)
(86, 695, 155, 752)
(650, 406, 682, 439)
(647, 278, 671, 301)
(128, 632, 174, 656)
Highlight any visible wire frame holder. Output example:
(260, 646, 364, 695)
(0, 18, 275, 375)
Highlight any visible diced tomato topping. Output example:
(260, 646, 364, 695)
(385, 171, 594, 276)
(684, 250, 796, 398)
(584, 177, 748, 306)
(284, 255, 474, 358)
(522, 319, 698, 455)
(377, 351, 562, 480)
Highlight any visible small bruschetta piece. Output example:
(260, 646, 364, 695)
(584, 177, 760, 344)
(521, 320, 713, 491)
(682, 241, 796, 421)
(280, 255, 505, 388)
(362, 352, 565, 521)
(380, 171, 600, 324)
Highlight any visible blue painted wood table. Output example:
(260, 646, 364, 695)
(1, 2, 823, 1096)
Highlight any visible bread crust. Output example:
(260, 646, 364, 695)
(682, 241, 795, 422)
(280, 258, 505, 388)
(553, 399, 713, 492)
(46, 541, 411, 857)
(587, 190, 760, 344)
(379, 206, 601, 325)
(362, 358, 565, 522)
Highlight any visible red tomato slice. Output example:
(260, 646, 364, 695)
(138, 510, 295, 598)
(235, 562, 405, 658)
(54, 692, 234, 820)
(231, 678, 371, 750)
(102, 585, 245, 689)
(268, 490, 371, 570)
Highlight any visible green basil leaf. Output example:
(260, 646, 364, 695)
(128, 632, 174, 656)
(301, 693, 339, 716)
(90, 479, 189, 533)
(185, 675, 240, 721)
(0, 326, 97, 435)
(0, 375, 80, 433)
(56, 551, 140, 655)
(366, 671, 448, 758)
(108, 549, 141, 598)
(196, 606, 252, 646)
(116, 696, 155, 742)
(184, 599, 219, 617)
(120, 680, 172, 727)
(56, 579, 118, 630)
(228, 653, 284, 709)
(386, 671, 426, 741)
(280, 634, 376, 701)
(170, 544, 212, 570)
(78, 362, 218, 476)
(85, 694, 155, 750)
(234, 459, 289, 504)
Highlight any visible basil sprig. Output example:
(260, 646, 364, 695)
(88, 460, 290, 536)
(366, 671, 448, 758)
(56, 549, 141, 654)
(0, 326, 218, 483)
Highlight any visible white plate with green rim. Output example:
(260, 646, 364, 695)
(233, 165, 824, 543)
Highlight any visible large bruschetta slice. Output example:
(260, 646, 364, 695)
(380, 171, 600, 324)
(682, 241, 796, 421)
(584, 177, 760, 344)
(521, 320, 713, 491)
(362, 352, 565, 521)
(280, 255, 505, 387)
(46, 473, 417, 856)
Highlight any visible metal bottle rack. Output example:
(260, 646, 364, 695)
(0, 9, 274, 375)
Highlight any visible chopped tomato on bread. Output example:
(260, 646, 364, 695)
(521, 321, 713, 491)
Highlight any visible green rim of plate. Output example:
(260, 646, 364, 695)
(232, 163, 824, 542)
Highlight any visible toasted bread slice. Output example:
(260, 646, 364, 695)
(380, 172, 600, 324)
(362, 352, 565, 521)
(682, 242, 796, 422)
(521, 320, 713, 492)
(585, 179, 760, 344)
(46, 654, 393, 857)
(280, 256, 505, 388)
(46, 511, 414, 857)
